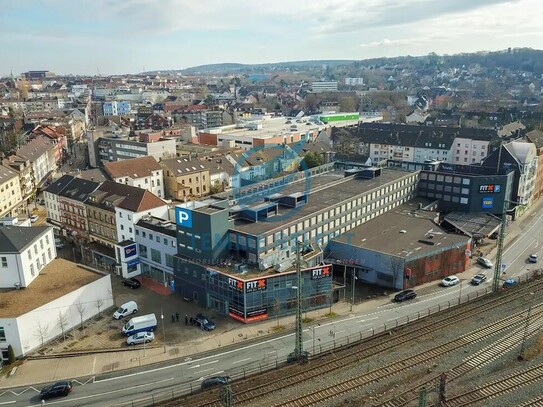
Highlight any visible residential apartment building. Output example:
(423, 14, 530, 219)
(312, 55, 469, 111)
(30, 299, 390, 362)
(84, 181, 167, 247)
(525, 129, 543, 201)
(103, 101, 132, 116)
(342, 124, 499, 165)
(0, 165, 23, 218)
(2, 156, 34, 203)
(58, 178, 101, 242)
(16, 137, 57, 188)
(160, 157, 211, 200)
(0, 226, 56, 289)
(482, 141, 538, 218)
(44, 175, 76, 227)
(103, 156, 164, 198)
(310, 81, 338, 93)
(135, 216, 177, 287)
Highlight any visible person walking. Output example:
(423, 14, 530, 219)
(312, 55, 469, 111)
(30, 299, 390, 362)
(184, 315, 188, 326)
(189, 316, 193, 325)
(175, 312, 179, 322)
(41, 399, 46, 406)
(171, 313, 175, 323)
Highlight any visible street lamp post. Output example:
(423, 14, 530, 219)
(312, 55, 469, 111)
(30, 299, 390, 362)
(160, 310, 166, 353)
(459, 280, 463, 304)
(350, 273, 358, 312)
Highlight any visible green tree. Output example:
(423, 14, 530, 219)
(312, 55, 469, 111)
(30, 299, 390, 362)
(7, 345, 15, 364)
(300, 151, 324, 169)
(339, 96, 358, 112)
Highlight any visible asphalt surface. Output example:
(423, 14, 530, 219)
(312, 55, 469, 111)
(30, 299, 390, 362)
(2, 205, 543, 406)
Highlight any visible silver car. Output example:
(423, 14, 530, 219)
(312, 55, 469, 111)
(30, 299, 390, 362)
(127, 331, 154, 346)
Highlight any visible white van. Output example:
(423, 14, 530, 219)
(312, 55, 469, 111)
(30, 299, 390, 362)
(113, 301, 138, 320)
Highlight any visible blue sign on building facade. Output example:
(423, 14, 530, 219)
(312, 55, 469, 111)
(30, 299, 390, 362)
(175, 207, 193, 228)
(482, 197, 494, 209)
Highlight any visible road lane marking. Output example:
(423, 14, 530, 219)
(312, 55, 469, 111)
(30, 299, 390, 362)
(233, 358, 251, 364)
(0, 402, 15, 405)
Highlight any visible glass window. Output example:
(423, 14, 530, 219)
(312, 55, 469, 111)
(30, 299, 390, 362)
(165, 253, 174, 268)
(460, 197, 468, 204)
(139, 244, 148, 258)
(0, 257, 6, 267)
(463, 178, 471, 185)
(0, 327, 5, 341)
(151, 248, 161, 263)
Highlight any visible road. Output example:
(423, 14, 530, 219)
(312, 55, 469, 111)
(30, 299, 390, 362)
(2, 206, 543, 406)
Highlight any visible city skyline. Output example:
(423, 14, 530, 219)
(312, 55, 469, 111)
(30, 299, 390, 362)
(1, 0, 542, 75)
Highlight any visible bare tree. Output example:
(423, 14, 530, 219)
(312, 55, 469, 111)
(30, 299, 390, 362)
(57, 311, 69, 341)
(35, 322, 49, 350)
(390, 256, 404, 290)
(75, 301, 86, 335)
(95, 298, 104, 319)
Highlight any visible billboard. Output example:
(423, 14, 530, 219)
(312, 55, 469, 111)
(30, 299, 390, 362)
(306, 265, 332, 280)
(479, 184, 501, 194)
(124, 244, 137, 258)
(228, 277, 267, 292)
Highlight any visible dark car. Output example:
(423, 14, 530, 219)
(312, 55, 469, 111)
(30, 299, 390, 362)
(193, 314, 216, 331)
(502, 278, 519, 288)
(471, 273, 487, 285)
(122, 278, 141, 289)
(201, 376, 230, 390)
(393, 289, 417, 302)
(40, 381, 73, 399)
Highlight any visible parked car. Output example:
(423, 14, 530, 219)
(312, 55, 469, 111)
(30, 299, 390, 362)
(477, 257, 493, 268)
(470, 273, 487, 285)
(30, 214, 39, 223)
(440, 276, 460, 287)
(393, 289, 417, 302)
(193, 314, 216, 331)
(127, 331, 154, 346)
(528, 254, 538, 263)
(122, 278, 141, 289)
(40, 381, 73, 399)
(201, 376, 230, 390)
(502, 278, 519, 288)
(113, 300, 138, 319)
(489, 232, 499, 240)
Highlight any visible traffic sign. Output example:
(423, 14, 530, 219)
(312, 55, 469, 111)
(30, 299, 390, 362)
(501, 263, 507, 270)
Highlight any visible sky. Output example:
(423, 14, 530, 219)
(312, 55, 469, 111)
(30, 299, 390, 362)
(1, 0, 542, 76)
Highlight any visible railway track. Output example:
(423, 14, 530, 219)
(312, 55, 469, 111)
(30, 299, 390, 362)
(515, 393, 543, 407)
(374, 305, 543, 407)
(443, 362, 543, 407)
(181, 278, 543, 407)
(270, 305, 543, 407)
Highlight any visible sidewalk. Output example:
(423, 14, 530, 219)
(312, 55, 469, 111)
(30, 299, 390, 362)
(1, 202, 542, 389)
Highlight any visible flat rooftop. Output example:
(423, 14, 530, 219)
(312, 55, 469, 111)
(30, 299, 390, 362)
(232, 168, 414, 235)
(0, 258, 103, 318)
(332, 201, 469, 258)
(203, 117, 361, 140)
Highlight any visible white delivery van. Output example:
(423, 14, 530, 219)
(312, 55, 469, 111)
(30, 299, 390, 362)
(122, 313, 158, 336)
(113, 301, 138, 320)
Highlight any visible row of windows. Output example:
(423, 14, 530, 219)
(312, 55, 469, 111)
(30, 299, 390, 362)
(138, 244, 175, 268)
(419, 183, 469, 195)
(420, 173, 471, 185)
(136, 229, 176, 248)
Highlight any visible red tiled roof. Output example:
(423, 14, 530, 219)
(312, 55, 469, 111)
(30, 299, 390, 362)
(103, 156, 162, 179)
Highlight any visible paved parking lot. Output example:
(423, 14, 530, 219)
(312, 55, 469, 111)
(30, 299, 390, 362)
(43, 272, 243, 354)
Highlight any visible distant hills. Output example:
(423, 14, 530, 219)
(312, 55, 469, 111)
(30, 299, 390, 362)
(143, 48, 543, 76)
